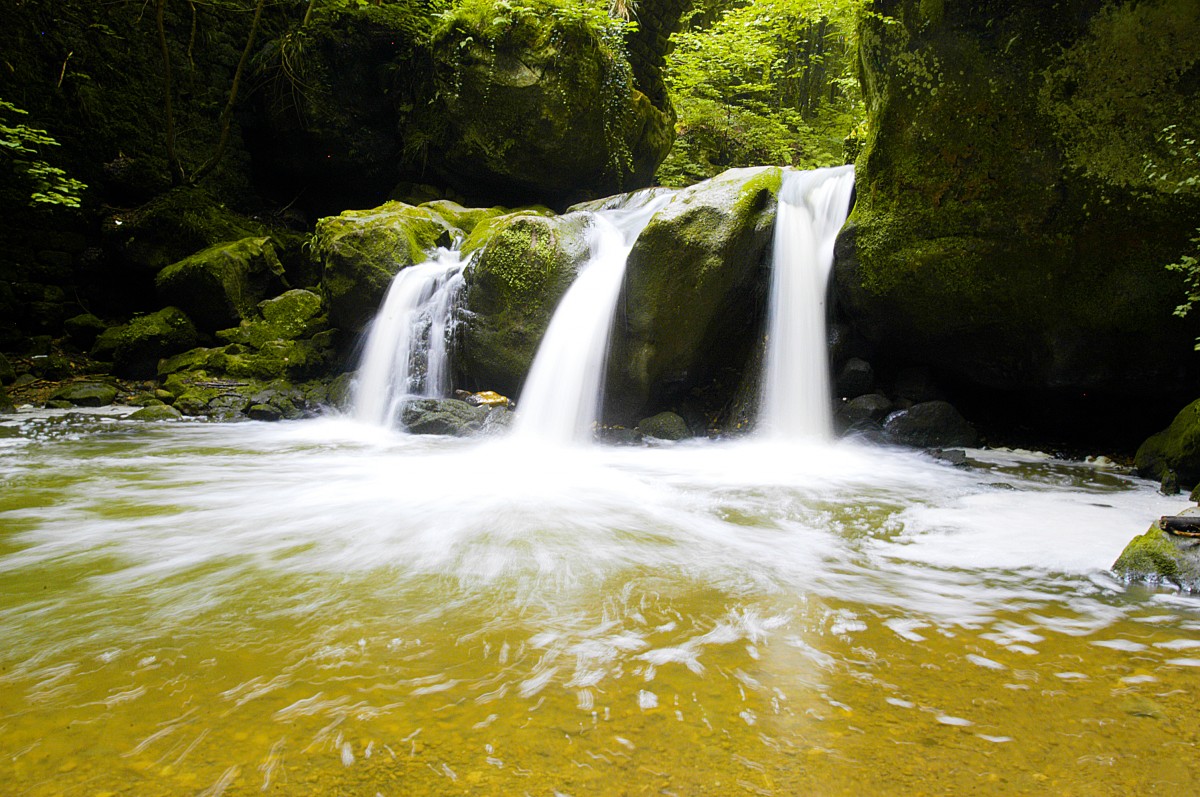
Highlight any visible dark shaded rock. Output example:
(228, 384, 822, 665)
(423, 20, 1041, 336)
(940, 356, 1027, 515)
(608, 167, 782, 421)
(0, 384, 14, 414)
(836, 358, 874, 399)
(1161, 470, 1181, 496)
(836, 0, 1200, 399)
(894, 366, 942, 403)
(458, 212, 592, 395)
(931, 448, 968, 467)
(838, 393, 893, 430)
(126, 405, 184, 421)
(1136, 398, 1200, 485)
(247, 404, 284, 422)
(29, 354, 72, 381)
(50, 382, 118, 407)
(1113, 513, 1200, 592)
(156, 237, 288, 333)
(92, 307, 200, 379)
(882, 400, 978, 448)
(400, 398, 488, 436)
(0, 352, 15, 384)
(636, 411, 691, 441)
(63, 314, 108, 350)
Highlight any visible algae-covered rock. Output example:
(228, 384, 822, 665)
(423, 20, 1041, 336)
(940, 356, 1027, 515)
(310, 202, 453, 334)
(458, 211, 592, 395)
(838, 0, 1200, 399)
(91, 307, 199, 379)
(127, 404, 184, 421)
(409, 0, 675, 206)
(607, 167, 782, 421)
(156, 237, 288, 332)
(1113, 517, 1200, 592)
(1135, 399, 1200, 486)
(50, 382, 118, 407)
(636, 411, 691, 441)
(105, 186, 265, 274)
(400, 397, 488, 436)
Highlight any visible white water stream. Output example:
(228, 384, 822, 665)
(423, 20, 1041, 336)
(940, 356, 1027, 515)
(352, 248, 465, 427)
(760, 165, 856, 440)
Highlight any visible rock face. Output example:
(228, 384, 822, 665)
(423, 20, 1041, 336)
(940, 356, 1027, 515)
(457, 212, 592, 396)
(838, 0, 1200, 400)
(156, 237, 289, 333)
(1136, 399, 1200, 487)
(409, 0, 675, 206)
(607, 167, 782, 422)
(1113, 515, 1200, 592)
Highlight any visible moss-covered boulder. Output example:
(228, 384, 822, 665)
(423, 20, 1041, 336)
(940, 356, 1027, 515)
(63, 314, 108, 351)
(409, 0, 675, 206)
(91, 306, 199, 379)
(50, 382, 118, 407)
(105, 187, 265, 275)
(837, 0, 1200, 400)
(155, 237, 289, 333)
(606, 167, 782, 421)
(457, 211, 592, 395)
(310, 202, 454, 334)
(127, 404, 184, 421)
(1113, 516, 1200, 592)
(636, 411, 691, 441)
(1135, 399, 1200, 486)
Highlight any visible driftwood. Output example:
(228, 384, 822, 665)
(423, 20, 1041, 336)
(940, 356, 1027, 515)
(1160, 516, 1200, 537)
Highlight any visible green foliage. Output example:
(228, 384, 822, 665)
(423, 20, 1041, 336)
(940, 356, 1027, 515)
(0, 98, 87, 207)
(1144, 125, 1200, 345)
(657, 0, 865, 186)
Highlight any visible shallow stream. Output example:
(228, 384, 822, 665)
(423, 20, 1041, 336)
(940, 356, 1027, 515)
(1, 411, 1197, 795)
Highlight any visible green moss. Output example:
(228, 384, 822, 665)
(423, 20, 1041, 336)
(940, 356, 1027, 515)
(1136, 399, 1200, 484)
(1113, 525, 1184, 585)
(156, 237, 288, 333)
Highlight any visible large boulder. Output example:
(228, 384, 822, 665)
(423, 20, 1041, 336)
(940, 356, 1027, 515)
(882, 400, 978, 448)
(91, 306, 199, 379)
(50, 382, 118, 407)
(1113, 515, 1200, 592)
(606, 167, 782, 421)
(837, 1, 1200, 401)
(156, 237, 288, 333)
(457, 211, 592, 396)
(400, 397, 489, 436)
(408, 0, 675, 206)
(309, 202, 454, 335)
(1136, 399, 1200, 486)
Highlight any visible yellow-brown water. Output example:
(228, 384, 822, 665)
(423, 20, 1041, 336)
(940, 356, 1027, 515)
(1, 412, 1197, 795)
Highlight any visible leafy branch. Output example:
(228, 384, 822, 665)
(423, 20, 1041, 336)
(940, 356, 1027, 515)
(0, 99, 87, 208)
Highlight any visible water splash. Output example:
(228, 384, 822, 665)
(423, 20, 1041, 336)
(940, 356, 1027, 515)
(513, 191, 675, 444)
(759, 166, 856, 441)
(352, 249, 466, 428)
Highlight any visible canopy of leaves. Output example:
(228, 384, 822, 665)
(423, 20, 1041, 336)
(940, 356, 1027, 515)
(0, 99, 86, 208)
(657, 0, 865, 187)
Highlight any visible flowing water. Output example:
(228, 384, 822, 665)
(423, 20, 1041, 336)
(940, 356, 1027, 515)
(514, 191, 676, 443)
(760, 166, 857, 441)
(1, 410, 1198, 796)
(352, 249, 466, 428)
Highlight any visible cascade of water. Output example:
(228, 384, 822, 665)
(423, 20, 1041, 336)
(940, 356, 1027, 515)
(352, 248, 466, 427)
(513, 191, 676, 444)
(759, 165, 856, 441)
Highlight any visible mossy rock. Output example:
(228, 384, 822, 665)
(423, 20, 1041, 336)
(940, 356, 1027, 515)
(457, 211, 592, 395)
(218, 290, 330, 349)
(91, 307, 199, 379)
(126, 404, 184, 421)
(1135, 399, 1200, 486)
(408, 0, 675, 206)
(636, 411, 691, 441)
(50, 381, 118, 407)
(156, 237, 288, 333)
(607, 167, 782, 421)
(63, 314, 108, 350)
(1113, 519, 1200, 592)
(106, 186, 265, 275)
(310, 202, 455, 334)
(837, 0, 1200, 397)
(400, 397, 488, 436)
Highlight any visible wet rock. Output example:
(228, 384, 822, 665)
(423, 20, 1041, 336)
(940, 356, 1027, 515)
(400, 398, 488, 436)
(1161, 470, 1181, 496)
(932, 448, 969, 467)
(0, 384, 14, 414)
(247, 404, 284, 422)
(1136, 398, 1200, 486)
(91, 307, 199, 380)
(608, 167, 782, 421)
(1113, 512, 1200, 592)
(156, 237, 288, 333)
(463, 390, 510, 409)
(838, 393, 894, 431)
(636, 411, 691, 441)
(882, 401, 978, 448)
(836, 358, 874, 399)
(126, 405, 183, 421)
(50, 382, 118, 407)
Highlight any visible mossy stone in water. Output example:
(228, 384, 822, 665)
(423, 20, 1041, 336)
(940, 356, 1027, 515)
(1113, 519, 1200, 592)
(400, 398, 488, 436)
(636, 411, 691, 441)
(50, 382, 118, 407)
(127, 404, 183, 421)
(1136, 399, 1200, 486)
(156, 237, 288, 333)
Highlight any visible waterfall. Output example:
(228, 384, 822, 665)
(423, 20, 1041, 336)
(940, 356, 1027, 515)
(759, 166, 856, 441)
(352, 248, 466, 427)
(513, 191, 676, 444)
